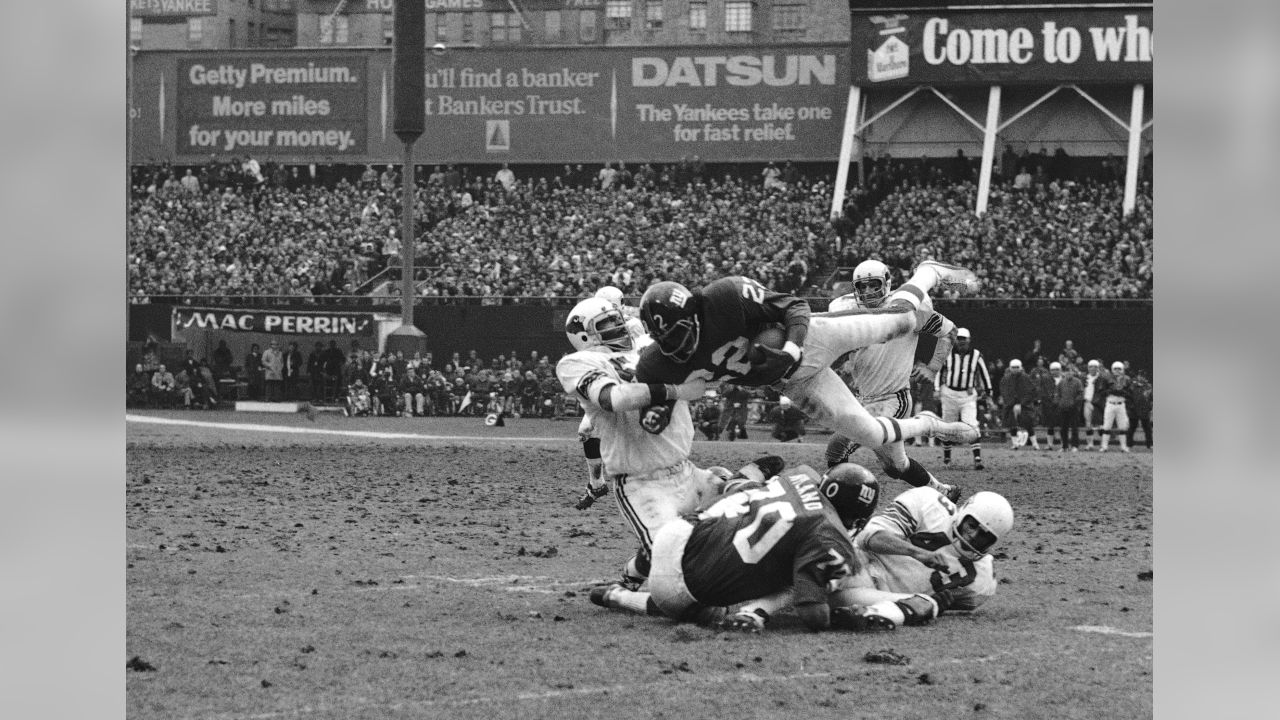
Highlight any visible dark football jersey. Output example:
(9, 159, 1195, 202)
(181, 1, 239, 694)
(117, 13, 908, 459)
(636, 276, 810, 386)
(680, 466, 856, 608)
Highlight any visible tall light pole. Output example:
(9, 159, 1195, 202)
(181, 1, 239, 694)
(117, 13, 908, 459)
(384, 1, 428, 358)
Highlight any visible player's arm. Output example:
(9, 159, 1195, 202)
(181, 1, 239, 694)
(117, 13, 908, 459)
(923, 319, 957, 375)
(735, 277, 809, 381)
(861, 527, 952, 572)
(559, 356, 705, 413)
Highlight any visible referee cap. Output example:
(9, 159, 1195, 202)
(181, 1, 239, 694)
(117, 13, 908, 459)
(956, 327, 971, 339)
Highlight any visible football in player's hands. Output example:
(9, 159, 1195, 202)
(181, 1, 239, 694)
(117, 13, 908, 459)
(745, 325, 787, 364)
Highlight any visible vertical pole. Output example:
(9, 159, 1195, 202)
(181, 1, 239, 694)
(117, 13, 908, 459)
(830, 85, 862, 220)
(1123, 83, 1145, 216)
(399, 147, 416, 325)
(856, 92, 868, 188)
(975, 85, 1001, 216)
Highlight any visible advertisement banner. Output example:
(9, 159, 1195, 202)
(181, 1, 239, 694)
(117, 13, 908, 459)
(299, 0, 598, 12)
(173, 308, 378, 336)
(129, 0, 218, 17)
(853, 8, 1152, 85)
(132, 45, 850, 163)
(176, 53, 370, 157)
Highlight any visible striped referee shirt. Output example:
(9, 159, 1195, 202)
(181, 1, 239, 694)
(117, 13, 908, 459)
(941, 347, 992, 394)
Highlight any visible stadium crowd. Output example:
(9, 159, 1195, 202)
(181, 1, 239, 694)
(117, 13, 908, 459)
(128, 150, 1152, 302)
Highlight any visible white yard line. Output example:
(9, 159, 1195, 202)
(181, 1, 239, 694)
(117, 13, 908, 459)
(126, 414, 572, 443)
(1070, 625, 1153, 638)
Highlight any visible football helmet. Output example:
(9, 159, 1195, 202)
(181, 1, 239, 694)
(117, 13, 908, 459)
(565, 297, 633, 352)
(819, 463, 881, 531)
(851, 259, 891, 307)
(594, 285, 625, 307)
(639, 281, 700, 363)
(951, 491, 1014, 560)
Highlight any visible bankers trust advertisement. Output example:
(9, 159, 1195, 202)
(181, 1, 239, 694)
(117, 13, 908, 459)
(854, 7, 1152, 86)
(130, 45, 851, 163)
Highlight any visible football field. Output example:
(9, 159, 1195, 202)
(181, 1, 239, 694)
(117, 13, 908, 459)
(126, 410, 1152, 720)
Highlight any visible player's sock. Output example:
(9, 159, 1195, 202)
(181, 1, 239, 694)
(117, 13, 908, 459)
(887, 458, 934, 489)
(942, 443, 952, 463)
(611, 587, 653, 614)
(825, 434, 856, 468)
(972, 444, 983, 465)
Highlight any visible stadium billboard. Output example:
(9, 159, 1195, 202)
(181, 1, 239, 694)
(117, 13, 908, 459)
(172, 307, 378, 336)
(129, 0, 218, 17)
(852, 8, 1152, 85)
(130, 45, 851, 163)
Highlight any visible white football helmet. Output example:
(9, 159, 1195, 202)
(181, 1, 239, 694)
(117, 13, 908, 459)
(594, 285, 625, 307)
(565, 297, 633, 352)
(851, 259, 891, 307)
(951, 491, 1014, 560)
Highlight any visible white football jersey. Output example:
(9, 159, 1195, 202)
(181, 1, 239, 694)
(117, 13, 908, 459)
(830, 293, 950, 402)
(556, 348, 692, 477)
(854, 486, 997, 610)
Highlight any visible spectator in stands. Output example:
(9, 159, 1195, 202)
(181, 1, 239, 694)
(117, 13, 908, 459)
(1058, 339, 1081, 373)
(495, 163, 516, 193)
(513, 370, 537, 417)
(371, 366, 399, 416)
(307, 342, 326, 401)
(262, 340, 285, 402)
(244, 344, 264, 401)
(151, 364, 177, 408)
(322, 340, 346, 401)
(764, 396, 807, 442)
(1024, 339, 1048, 371)
(399, 366, 427, 417)
(128, 364, 152, 407)
(282, 341, 304, 400)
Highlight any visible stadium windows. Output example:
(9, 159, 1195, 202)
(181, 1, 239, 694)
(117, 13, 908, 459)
(688, 1, 707, 32)
(187, 17, 204, 45)
(773, 3, 804, 31)
(318, 15, 350, 45)
(383, 13, 394, 45)
(130, 17, 142, 44)
(491, 12, 523, 43)
(579, 10, 597, 42)
(606, 0, 633, 31)
(724, 1, 752, 33)
(545, 10, 562, 42)
(462, 14, 474, 43)
(645, 1, 664, 29)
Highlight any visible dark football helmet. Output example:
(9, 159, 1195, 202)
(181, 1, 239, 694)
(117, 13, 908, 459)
(639, 281, 700, 363)
(819, 463, 881, 531)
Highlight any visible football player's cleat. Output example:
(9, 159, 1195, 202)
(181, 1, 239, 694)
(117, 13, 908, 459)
(830, 604, 898, 632)
(719, 609, 768, 633)
(565, 297, 633, 352)
(819, 463, 881, 531)
(915, 411, 979, 444)
(916, 260, 981, 295)
(851, 259, 892, 307)
(951, 491, 1014, 560)
(639, 281, 701, 363)
(589, 583, 623, 609)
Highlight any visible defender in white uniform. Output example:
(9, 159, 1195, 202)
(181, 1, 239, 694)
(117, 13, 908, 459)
(574, 286, 654, 506)
(824, 260, 960, 501)
(830, 487, 1013, 631)
(557, 296, 721, 589)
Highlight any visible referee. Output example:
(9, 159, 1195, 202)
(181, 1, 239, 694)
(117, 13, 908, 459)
(939, 328, 992, 470)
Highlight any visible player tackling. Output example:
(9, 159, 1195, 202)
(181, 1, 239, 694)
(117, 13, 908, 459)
(556, 296, 720, 590)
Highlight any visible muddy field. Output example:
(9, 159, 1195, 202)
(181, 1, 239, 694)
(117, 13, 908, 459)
(126, 410, 1153, 720)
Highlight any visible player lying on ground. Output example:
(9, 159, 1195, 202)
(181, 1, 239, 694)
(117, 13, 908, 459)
(557, 296, 722, 591)
(824, 259, 962, 500)
(634, 263, 980, 497)
(590, 461, 882, 632)
(733, 485, 1014, 632)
